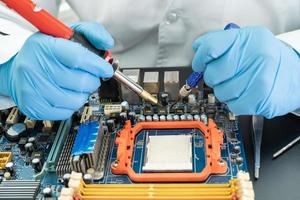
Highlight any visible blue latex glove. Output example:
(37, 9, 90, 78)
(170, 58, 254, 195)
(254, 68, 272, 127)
(192, 26, 300, 118)
(0, 22, 114, 120)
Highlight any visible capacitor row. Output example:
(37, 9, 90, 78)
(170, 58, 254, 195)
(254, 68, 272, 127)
(138, 114, 208, 124)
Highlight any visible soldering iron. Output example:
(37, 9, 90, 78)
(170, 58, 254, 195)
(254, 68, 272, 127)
(0, 0, 159, 105)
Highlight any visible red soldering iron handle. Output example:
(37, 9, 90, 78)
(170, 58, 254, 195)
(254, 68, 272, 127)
(1, 0, 73, 39)
(1, 0, 111, 59)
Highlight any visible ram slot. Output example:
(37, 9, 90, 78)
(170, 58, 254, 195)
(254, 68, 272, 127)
(56, 129, 77, 176)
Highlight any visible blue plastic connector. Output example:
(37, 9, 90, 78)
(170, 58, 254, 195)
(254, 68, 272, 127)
(184, 23, 240, 90)
(186, 71, 204, 88)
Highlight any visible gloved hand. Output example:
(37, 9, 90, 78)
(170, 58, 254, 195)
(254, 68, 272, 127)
(192, 26, 300, 118)
(0, 22, 114, 120)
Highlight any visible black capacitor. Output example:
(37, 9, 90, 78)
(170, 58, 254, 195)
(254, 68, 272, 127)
(119, 112, 127, 125)
(233, 146, 241, 154)
(18, 137, 27, 151)
(106, 119, 115, 132)
(230, 153, 238, 160)
(42, 187, 52, 197)
(83, 173, 93, 184)
(5, 123, 26, 142)
(63, 173, 71, 187)
(27, 136, 36, 148)
(128, 112, 136, 125)
(5, 162, 14, 174)
(31, 157, 43, 172)
(25, 142, 34, 152)
(236, 157, 243, 165)
(159, 93, 169, 107)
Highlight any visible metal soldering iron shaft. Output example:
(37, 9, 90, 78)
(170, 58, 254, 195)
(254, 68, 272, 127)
(112, 62, 159, 105)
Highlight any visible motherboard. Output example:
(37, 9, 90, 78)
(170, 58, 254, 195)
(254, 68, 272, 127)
(0, 67, 254, 200)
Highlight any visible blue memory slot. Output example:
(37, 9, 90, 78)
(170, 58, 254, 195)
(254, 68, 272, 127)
(71, 121, 101, 156)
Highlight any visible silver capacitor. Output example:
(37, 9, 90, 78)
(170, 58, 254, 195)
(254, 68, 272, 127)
(207, 93, 216, 104)
(83, 173, 93, 184)
(31, 157, 43, 172)
(188, 94, 197, 104)
(186, 114, 193, 121)
(159, 115, 166, 121)
(167, 114, 173, 121)
(194, 114, 200, 121)
(42, 187, 52, 197)
(153, 114, 159, 122)
(180, 115, 186, 121)
(173, 115, 179, 121)
(200, 114, 208, 125)
(138, 115, 145, 122)
(63, 173, 71, 187)
(120, 101, 129, 111)
(25, 142, 34, 152)
(146, 115, 153, 122)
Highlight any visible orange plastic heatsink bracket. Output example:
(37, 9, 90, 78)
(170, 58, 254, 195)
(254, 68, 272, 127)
(111, 119, 228, 182)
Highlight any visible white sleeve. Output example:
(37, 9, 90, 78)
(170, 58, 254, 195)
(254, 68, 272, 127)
(0, 4, 35, 64)
(0, 4, 34, 109)
(276, 30, 300, 117)
(277, 30, 300, 54)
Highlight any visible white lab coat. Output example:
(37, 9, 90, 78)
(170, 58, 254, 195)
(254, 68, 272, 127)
(1, 0, 300, 113)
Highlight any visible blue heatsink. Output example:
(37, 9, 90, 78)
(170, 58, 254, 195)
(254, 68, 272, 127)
(71, 121, 101, 156)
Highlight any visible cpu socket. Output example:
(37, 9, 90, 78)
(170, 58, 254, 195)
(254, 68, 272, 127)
(111, 120, 227, 182)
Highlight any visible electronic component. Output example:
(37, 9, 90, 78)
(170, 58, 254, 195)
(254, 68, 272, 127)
(0, 152, 12, 170)
(121, 69, 140, 104)
(143, 71, 159, 94)
(103, 104, 122, 116)
(138, 115, 145, 122)
(18, 137, 27, 151)
(3, 171, 11, 180)
(112, 120, 227, 182)
(120, 101, 129, 111)
(200, 114, 208, 125)
(80, 106, 93, 123)
(207, 93, 216, 104)
(143, 135, 192, 172)
(5, 107, 19, 125)
(6, 123, 26, 142)
(0, 67, 252, 199)
(43, 120, 54, 132)
(164, 71, 179, 100)
(167, 114, 173, 121)
(83, 173, 93, 184)
(31, 157, 43, 172)
(159, 115, 166, 121)
(145, 115, 152, 122)
(25, 142, 34, 153)
(188, 94, 197, 104)
(62, 173, 71, 187)
(71, 121, 103, 172)
(5, 162, 14, 174)
(159, 93, 169, 107)
(0, 180, 40, 199)
(42, 187, 52, 197)
(24, 117, 36, 129)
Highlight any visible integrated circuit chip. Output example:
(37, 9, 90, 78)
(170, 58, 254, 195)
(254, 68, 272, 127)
(142, 135, 193, 172)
